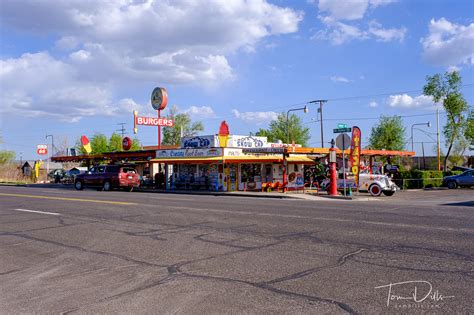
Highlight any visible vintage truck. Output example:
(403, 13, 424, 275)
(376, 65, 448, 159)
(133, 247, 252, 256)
(321, 173, 399, 196)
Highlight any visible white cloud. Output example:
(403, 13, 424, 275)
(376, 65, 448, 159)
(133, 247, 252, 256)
(369, 101, 378, 108)
(232, 109, 278, 124)
(0, 52, 142, 122)
(317, 0, 395, 21)
(0, 1, 303, 121)
(315, 0, 405, 45)
(330, 75, 351, 83)
(387, 94, 436, 109)
(420, 18, 474, 67)
(368, 20, 406, 42)
(181, 106, 216, 119)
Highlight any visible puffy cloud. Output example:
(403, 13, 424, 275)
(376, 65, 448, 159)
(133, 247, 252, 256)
(420, 18, 474, 67)
(0, 1, 303, 121)
(232, 109, 278, 124)
(181, 106, 216, 119)
(314, 0, 405, 45)
(330, 75, 351, 83)
(0, 52, 142, 122)
(387, 94, 436, 109)
(317, 0, 395, 21)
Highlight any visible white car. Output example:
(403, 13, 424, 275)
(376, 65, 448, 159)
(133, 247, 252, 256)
(321, 173, 399, 197)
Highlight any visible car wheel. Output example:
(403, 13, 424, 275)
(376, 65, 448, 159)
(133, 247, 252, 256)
(382, 190, 395, 196)
(74, 180, 84, 190)
(369, 184, 382, 197)
(103, 181, 112, 191)
(447, 181, 457, 189)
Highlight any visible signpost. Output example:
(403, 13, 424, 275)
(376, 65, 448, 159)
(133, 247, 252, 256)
(132, 87, 174, 149)
(334, 124, 351, 197)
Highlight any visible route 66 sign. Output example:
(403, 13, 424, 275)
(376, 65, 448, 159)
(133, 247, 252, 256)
(151, 87, 168, 111)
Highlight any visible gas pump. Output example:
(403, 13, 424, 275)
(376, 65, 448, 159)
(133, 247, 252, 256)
(328, 139, 338, 196)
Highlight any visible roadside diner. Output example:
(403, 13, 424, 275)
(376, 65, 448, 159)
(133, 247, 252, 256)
(152, 131, 314, 192)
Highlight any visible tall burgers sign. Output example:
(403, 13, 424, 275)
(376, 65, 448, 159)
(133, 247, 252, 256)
(133, 87, 174, 148)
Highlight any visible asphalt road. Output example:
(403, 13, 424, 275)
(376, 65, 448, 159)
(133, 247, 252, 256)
(0, 185, 472, 314)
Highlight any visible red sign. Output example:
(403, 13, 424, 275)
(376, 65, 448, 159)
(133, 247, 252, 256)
(350, 126, 362, 190)
(136, 116, 174, 127)
(122, 137, 132, 151)
(37, 144, 48, 155)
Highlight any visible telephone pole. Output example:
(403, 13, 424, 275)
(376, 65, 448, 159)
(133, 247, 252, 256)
(309, 99, 328, 147)
(117, 123, 126, 137)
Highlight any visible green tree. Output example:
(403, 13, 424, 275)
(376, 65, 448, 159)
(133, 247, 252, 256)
(162, 106, 204, 146)
(130, 137, 142, 150)
(89, 133, 108, 154)
(0, 135, 16, 164)
(465, 107, 474, 151)
(368, 116, 406, 151)
(0, 150, 15, 164)
(423, 71, 469, 170)
(108, 132, 123, 152)
(255, 113, 310, 146)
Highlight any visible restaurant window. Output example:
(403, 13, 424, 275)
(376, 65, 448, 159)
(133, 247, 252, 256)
(241, 164, 262, 183)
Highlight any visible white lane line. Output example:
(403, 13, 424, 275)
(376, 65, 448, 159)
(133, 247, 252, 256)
(13, 209, 61, 216)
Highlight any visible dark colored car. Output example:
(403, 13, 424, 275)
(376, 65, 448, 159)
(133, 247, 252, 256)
(74, 165, 140, 191)
(443, 169, 474, 189)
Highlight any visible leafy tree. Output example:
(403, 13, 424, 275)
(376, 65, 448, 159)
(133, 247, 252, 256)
(0, 150, 15, 164)
(368, 116, 406, 151)
(162, 106, 204, 146)
(108, 132, 123, 152)
(89, 133, 108, 154)
(255, 113, 310, 146)
(423, 71, 469, 170)
(465, 107, 474, 151)
(0, 135, 15, 164)
(131, 137, 142, 150)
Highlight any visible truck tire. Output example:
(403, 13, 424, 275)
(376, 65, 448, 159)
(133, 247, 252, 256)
(103, 181, 112, 191)
(369, 184, 382, 197)
(74, 180, 84, 190)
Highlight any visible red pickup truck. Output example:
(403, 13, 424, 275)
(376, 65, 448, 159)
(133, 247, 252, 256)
(74, 165, 140, 191)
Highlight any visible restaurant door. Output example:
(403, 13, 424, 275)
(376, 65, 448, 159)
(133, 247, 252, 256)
(226, 163, 238, 191)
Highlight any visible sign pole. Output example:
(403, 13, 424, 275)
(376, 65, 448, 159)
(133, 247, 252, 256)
(342, 137, 346, 197)
(158, 110, 161, 149)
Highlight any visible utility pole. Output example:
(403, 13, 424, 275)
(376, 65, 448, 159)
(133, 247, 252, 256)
(309, 100, 328, 147)
(117, 123, 126, 137)
(436, 109, 441, 171)
(46, 134, 54, 177)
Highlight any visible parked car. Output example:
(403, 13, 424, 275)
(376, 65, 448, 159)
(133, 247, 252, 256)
(74, 165, 140, 191)
(48, 169, 66, 183)
(61, 168, 86, 184)
(443, 170, 474, 189)
(321, 173, 399, 196)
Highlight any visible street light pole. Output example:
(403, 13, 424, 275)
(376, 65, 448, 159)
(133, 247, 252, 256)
(46, 134, 54, 177)
(309, 100, 327, 147)
(286, 106, 309, 144)
(410, 122, 431, 152)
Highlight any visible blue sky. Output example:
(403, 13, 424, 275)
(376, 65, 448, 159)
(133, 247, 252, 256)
(1, 0, 473, 160)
